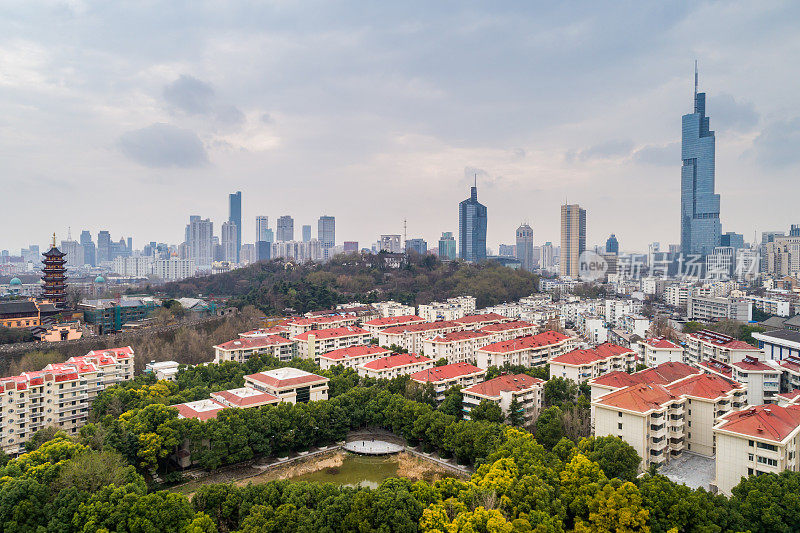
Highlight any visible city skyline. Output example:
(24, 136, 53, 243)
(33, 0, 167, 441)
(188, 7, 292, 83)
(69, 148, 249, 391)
(2, 3, 800, 252)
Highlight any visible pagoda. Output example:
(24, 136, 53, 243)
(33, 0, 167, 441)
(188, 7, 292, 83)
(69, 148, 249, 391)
(41, 233, 67, 308)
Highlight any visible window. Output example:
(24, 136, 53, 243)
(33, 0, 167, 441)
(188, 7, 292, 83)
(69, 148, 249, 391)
(618, 423, 623, 430)
(757, 456, 778, 467)
(619, 412, 623, 417)
(749, 440, 754, 447)
(748, 454, 754, 461)
(757, 442, 778, 452)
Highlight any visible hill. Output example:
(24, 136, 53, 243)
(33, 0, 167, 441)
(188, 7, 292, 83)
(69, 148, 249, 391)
(148, 253, 539, 314)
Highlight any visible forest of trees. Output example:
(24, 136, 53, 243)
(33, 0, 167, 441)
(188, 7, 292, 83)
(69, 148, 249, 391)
(148, 253, 540, 313)
(1, 354, 798, 531)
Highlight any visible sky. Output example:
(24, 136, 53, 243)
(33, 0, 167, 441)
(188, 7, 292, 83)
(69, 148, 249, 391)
(2, 1, 799, 255)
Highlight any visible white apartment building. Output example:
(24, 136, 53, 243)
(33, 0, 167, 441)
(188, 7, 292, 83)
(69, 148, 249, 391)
(0, 347, 134, 455)
(286, 315, 360, 337)
(593, 373, 746, 469)
(410, 363, 487, 403)
(362, 315, 426, 336)
(112, 256, 153, 277)
(475, 331, 576, 369)
(752, 329, 800, 362)
(713, 404, 800, 495)
(576, 314, 608, 344)
(664, 285, 692, 308)
(378, 321, 464, 354)
(685, 330, 764, 365)
(292, 326, 372, 360)
(144, 360, 180, 381)
(618, 315, 650, 338)
(213, 335, 296, 364)
(317, 345, 391, 371)
(641, 277, 667, 296)
(479, 302, 523, 319)
(462, 374, 544, 425)
(372, 301, 416, 318)
(357, 353, 433, 379)
(422, 330, 492, 364)
(417, 296, 476, 322)
(549, 343, 637, 383)
(640, 338, 685, 366)
(244, 368, 329, 403)
(745, 296, 792, 317)
(687, 294, 752, 322)
(479, 320, 537, 342)
(603, 299, 643, 325)
(152, 258, 197, 281)
(696, 357, 781, 406)
(453, 313, 511, 330)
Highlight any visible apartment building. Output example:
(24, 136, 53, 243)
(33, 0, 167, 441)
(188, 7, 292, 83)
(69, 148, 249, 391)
(144, 360, 180, 381)
(244, 368, 329, 403)
(0, 347, 134, 456)
(745, 296, 793, 317)
(213, 335, 296, 364)
(576, 314, 608, 344)
(378, 321, 464, 353)
(475, 330, 576, 369)
(687, 295, 752, 322)
(292, 326, 371, 360)
(618, 315, 650, 337)
(549, 343, 637, 383)
(357, 353, 433, 379)
(372, 301, 416, 318)
(410, 363, 486, 403)
(462, 374, 544, 425)
(593, 373, 745, 469)
(453, 313, 511, 330)
(696, 357, 781, 406)
(752, 329, 800, 362)
(640, 338, 685, 366)
(417, 296, 476, 322)
(713, 404, 800, 495)
(362, 315, 426, 336)
(317, 345, 391, 371)
(422, 330, 492, 364)
(664, 285, 692, 308)
(238, 326, 290, 338)
(286, 315, 360, 337)
(479, 320, 537, 342)
(685, 330, 764, 366)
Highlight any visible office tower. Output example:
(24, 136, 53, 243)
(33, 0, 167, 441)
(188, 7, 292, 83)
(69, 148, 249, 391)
(791, 225, 800, 237)
(302, 225, 312, 243)
(343, 241, 359, 253)
(126, 237, 133, 254)
(406, 238, 427, 255)
(255, 240, 271, 262)
(541, 242, 555, 270)
(185, 216, 214, 269)
(668, 244, 681, 254)
(560, 204, 586, 278)
(681, 64, 721, 257)
(277, 216, 294, 242)
(256, 216, 270, 242)
(80, 230, 96, 266)
(221, 221, 239, 263)
(96, 231, 111, 263)
(60, 238, 83, 268)
(380, 235, 402, 253)
(318, 215, 335, 260)
(439, 232, 457, 261)
(458, 180, 487, 262)
(229, 191, 242, 262)
(720, 232, 744, 250)
(516, 223, 534, 271)
(648, 242, 660, 267)
(605, 234, 619, 255)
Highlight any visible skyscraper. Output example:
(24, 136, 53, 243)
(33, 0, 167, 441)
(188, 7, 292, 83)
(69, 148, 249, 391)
(302, 225, 312, 243)
(405, 238, 427, 255)
(515, 223, 534, 271)
(560, 204, 586, 278)
(458, 181, 487, 262)
(80, 230, 96, 266)
(438, 232, 456, 260)
(276, 216, 294, 242)
(318, 216, 335, 260)
(681, 63, 720, 257)
(541, 242, 555, 271)
(605, 234, 619, 255)
(185, 216, 214, 269)
(256, 216, 270, 242)
(221, 221, 239, 263)
(96, 230, 111, 264)
(229, 191, 242, 262)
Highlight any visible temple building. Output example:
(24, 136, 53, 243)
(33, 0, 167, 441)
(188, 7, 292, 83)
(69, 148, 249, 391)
(42, 234, 67, 308)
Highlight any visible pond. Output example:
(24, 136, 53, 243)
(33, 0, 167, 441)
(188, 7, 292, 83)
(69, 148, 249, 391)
(290, 453, 401, 489)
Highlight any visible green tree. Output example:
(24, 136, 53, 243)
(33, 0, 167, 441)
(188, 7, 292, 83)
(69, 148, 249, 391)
(439, 386, 463, 420)
(507, 398, 525, 427)
(544, 377, 578, 407)
(578, 436, 641, 482)
(470, 400, 505, 424)
(534, 406, 564, 449)
(574, 481, 650, 533)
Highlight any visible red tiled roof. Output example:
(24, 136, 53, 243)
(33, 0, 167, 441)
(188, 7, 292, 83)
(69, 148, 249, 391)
(463, 374, 543, 398)
(779, 360, 800, 372)
(667, 373, 741, 400)
(293, 326, 369, 341)
(381, 321, 462, 335)
(698, 358, 733, 377)
(245, 369, 328, 388)
(634, 362, 701, 385)
(590, 371, 641, 389)
(479, 320, 535, 333)
(425, 330, 491, 343)
(362, 315, 426, 327)
(716, 404, 800, 442)
(87, 346, 134, 359)
(215, 335, 293, 351)
(689, 330, 760, 350)
(595, 383, 678, 413)
(287, 315, 356, 327)
(777, 389, 800, 402)
(454, 313, 509, 325)
(733, 356, 773, 372)
(239, 326, 289, 336)
(361, 353, 432, 370)
(478, 330, 572, 354)
(410, 363, 485, 383)
(211, 388, 280, 407)
(319, 345, 390, 360)
(550, 343, 633, 366)
(645, 337, 681, 349)
(174, 399, 226, 421)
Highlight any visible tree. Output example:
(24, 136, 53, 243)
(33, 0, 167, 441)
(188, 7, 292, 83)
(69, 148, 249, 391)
(439, 386, 463, 420)
(434, 358, 448, 367)
(470, 400, 505, 424)
(573, 481, 650, 533)
(578, 436, 641, 482)
(730, 470, 800, 533)
(507, 398, 525, 427)
(534, 406, 564, 449)
(544, 377, 578, 407)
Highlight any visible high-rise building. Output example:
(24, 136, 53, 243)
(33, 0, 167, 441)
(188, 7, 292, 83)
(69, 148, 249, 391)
(221, 221, 239, 263)
(605, 234, 619, 255)
(791, 224, 800, 237)
(439, 232, 457, 261)
(343, 241, 359, 253)
(96, 230, 111, 264)
(458, 181, 487, 262)
(256, 216, 270, 242)
(380, 235, 402, 253)
(302, 225, 312, 243)
(541, 242, 555, 271)
(229, 191, 242, 262)
(516, 224, 534, 271)
(80, 230, 96, 266)
(720, 232, 744, 250)
(560, 204, 586, 278)
(681, 64, 721, 258)
(60, 239, 83, 268)
(318, 215, 335, 260)
(405, 238, 427, 255)
(185, 216, 214, 269)
(277, 216, 294, 242)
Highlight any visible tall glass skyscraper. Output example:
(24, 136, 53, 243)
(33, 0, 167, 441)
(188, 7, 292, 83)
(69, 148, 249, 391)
(458, 182, 487, 262)
(229, 191, 242, 262)
(681, 65, 720, 257)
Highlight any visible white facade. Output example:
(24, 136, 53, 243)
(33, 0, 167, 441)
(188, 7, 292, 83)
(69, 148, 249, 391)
(422, 331, 492, 364)
(462, 374, 544, 425)
(475, 331, 576, 369)
(372, 301, 417, 318)
(640, 338, 685, 366)
(358, 353, 434, 379)
(153, 258, 196, 281)
(417, 296, 476, 322)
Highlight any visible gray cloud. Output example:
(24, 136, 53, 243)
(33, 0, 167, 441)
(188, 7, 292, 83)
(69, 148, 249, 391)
(752, 118, 800, 167)
(118, 123, 208, 168)
(711, 93, 759, 132)
(565, 140, 634, 163)
(163, 75, 215, 115)
(633, 142, 679, 166)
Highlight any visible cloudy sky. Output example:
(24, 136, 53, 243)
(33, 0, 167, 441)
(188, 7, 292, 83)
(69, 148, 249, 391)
(2, 1, 799, 255)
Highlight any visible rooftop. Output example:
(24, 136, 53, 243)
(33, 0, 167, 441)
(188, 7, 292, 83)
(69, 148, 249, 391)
(479, 320, 535, 333)
(478, 330, 572, 354)
(211, 387, 280, 407)
(174, 399, 227, 421)
(754, 329, 800, 344)
(689, 329, 760, 351)
(245, 367, 328, 388)
(362, 315, 426, 327)
(645, 337, 682, 349)
(667, 373, 741, 400)
(381, 320, 462, 335)
(733, 356, 774, 372)
(293, 326, 369, 340)
(319, 344, 391, 360)
(463, 374, 543, 398)
(410, 362, 485, 382)
(361, 353, 432, 370)
(454, 313, 509, 325)
(550, 343, 633, 366)
(595, 383, 678, 413)
(425, 330, 491, 343)
(215, 335, 293, 350)
(287, 315, 357, 327)
(716, 404, 800, 442)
